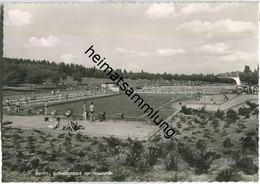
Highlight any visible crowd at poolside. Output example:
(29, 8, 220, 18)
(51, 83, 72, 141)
(2, 87, 115, 113)
(3, 89, 98, 132)
(46, 101, 96, 131)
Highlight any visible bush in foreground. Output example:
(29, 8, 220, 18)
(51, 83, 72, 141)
(164, 153, 178, 171)
(233, 156, 258, 175)
(216, 168, 242, 182)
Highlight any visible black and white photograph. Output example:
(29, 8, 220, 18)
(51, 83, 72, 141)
(1, 2, 259, 182)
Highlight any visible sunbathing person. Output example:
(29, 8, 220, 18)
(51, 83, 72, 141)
(48, 118, 61, 129)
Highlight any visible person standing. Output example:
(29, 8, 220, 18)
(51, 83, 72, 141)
(25, 97, 29, 107)
(5, 98, 11, 110)
(89, 102, 95, 123)
(44, 100, 48, 115)
(82, 102, 88, 122)
(211, 96, 214, 104)
(16, 100, 20, 114)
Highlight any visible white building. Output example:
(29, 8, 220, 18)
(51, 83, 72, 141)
(101, 83, 119, 92)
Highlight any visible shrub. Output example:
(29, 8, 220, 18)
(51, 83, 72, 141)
(203, 132, 211, 139)
(211, 119, 219, 128)
(111, 168, 127, 181)
(196, 139, 207, 151)
(194, 117, 201, 124)
(30, 158, 40, 169)
(104, 136, 123, 147)
(193, 151, 218, 175)
(125, 139, 143, 167)
(238, 122, 246, 129)
(221, 130, 228, 137)
(224, 122, 230, 128)
(187, 121, 192, 125)
(208, 114, 214, 121)
(16, 151, 24, 159)
(246, 101, 258, 111)
(75, 133, 83, 142)
(177, 145, 194, 167)
(145, 146, 161, 167)
(238, 107, 251, 118)
(178, 144, 217, 175)
(26, 141, 35, 153)
(246, 130, 257, 136)
(104, 136, 123, 155)
(252, 108, 258, 117)
(193, 107, 206, 117)
(191, 124, 196, 129)
(164, 139, 177, 152)
(215, 109, 225, 120)
(65, 156, 75, 163)
(223, 137, 234, 148)
(177, 122, 182, 129)
(164, 153, 178, 171)
(64, 136, 71, 143)
(150, 134, 162, 143)
(166, 173, 179, 182)
(226, 109, 238, 123)
(175, 129, 181, 135)
(234, 156, 258, 175)
(216, 168, 242, 182)
(180, 106, 192, 115)
(53, 175, 77, 182)
(242, 136, 258, 152)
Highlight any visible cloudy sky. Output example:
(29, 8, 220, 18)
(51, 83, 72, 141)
(4, 3, 258, 74)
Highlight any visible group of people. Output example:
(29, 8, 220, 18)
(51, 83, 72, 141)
(48, 116, 78, 131)
(196, 90, 204, 100)
(4, 97, 35, 113)
(82, 101, 95, 123)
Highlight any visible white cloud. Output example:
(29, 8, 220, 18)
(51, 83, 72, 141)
(214, 19, 256, 33)
(194, 42, 256, 62)
(155, 48, 187, 56)
(177, 19, 256, 35)
(8, 9, 33, 26)
(115, 48, 150, 56)
(60, 54, 78, 63)
(179, 3, 212, 16)
(145, 3, 231, 19)
(194, 43, 231, 55)
(177, 20, 212, 34)
(178, 3, 229, 17)
(219, 52, 255, 62)
(145, 3, 176, 19)
(25, 35, 63, 47)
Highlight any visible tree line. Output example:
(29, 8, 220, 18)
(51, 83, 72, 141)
(2, 57, 258, 86)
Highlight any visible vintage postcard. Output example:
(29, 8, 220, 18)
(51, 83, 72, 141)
(1, 2, 259, 182)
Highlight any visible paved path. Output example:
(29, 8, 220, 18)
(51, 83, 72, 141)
(186, 94, 258, 111)
(2, 115, 156, 140)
